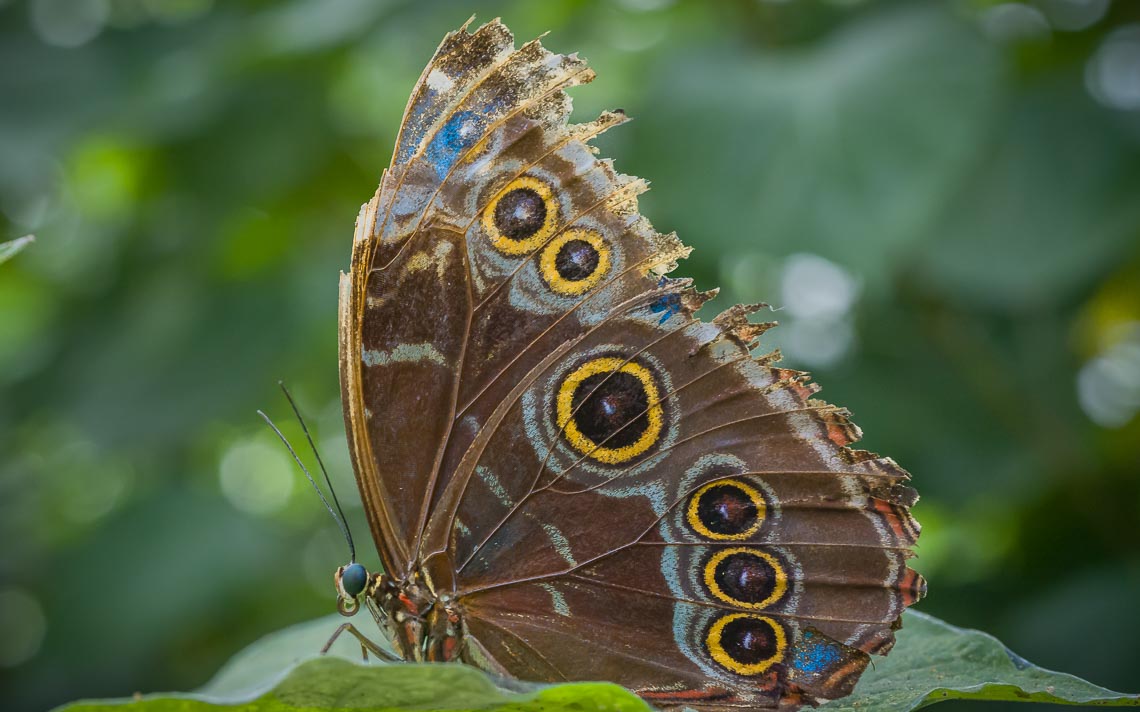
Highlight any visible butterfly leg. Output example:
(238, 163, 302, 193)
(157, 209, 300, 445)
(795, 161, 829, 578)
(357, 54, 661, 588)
(322, 594, 402, 662)
(322, 622, 401, 662)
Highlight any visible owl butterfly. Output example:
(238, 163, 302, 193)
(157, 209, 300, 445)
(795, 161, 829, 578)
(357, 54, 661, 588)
(330, 17, 924, 710)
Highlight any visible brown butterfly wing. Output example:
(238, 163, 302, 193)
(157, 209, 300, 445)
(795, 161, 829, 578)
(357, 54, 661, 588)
(346, 19, 924, 709)
(340, 19, 598, 574)
(426, 301, 922, 706)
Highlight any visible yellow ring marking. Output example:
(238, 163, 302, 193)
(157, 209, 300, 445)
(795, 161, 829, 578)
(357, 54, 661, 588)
(686, 479, 766, 541)
(482, 176, 558, 255)
(706, 613, 787, 676)
(703, 548, 787, 609)
(538, 228, 611, 295)
(555, 357, 663, 464)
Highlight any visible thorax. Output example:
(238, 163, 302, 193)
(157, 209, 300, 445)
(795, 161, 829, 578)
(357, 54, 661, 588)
(370, 570, 463, 663)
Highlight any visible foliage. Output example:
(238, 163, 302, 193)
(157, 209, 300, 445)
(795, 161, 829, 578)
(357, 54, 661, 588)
(55, 612, 1139, 711)
(0, 235, 34, 265)
(2, 1, 1139, 711)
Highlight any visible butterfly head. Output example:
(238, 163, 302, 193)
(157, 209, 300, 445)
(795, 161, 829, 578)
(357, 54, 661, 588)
(334, 561, 370, 615)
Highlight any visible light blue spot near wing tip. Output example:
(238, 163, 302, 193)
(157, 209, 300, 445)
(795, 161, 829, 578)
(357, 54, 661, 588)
(424, 109, 483, 180)
(793, 631, 843, 674)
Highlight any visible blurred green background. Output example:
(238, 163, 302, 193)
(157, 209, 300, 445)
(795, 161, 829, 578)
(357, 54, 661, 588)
(2, 0, 1139, 710)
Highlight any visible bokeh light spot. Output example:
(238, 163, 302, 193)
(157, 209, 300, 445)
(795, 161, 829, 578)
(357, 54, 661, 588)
(1086, 26, 1140, 111)
(1077, 323, 1140, 428)
(782, 317, 855, 369)
(778, 254, 859, 368)
(780, 253, 859, 321)
(69, 137, 145, 222)
(30, 0, 109, 48)
(1039, 0, 1110, 32)
(0, 587, 47, 667)
(219, 438, 295, 516)
(981, 3, 1051, 43)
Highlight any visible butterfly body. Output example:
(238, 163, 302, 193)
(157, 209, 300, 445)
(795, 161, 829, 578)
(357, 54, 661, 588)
(336, 18, 924, 709)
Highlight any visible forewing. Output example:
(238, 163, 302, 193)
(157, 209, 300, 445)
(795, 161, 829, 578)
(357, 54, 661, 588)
(342, 19, 598, 572)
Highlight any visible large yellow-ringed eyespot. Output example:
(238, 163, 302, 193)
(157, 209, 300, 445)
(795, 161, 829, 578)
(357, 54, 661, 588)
(538, 228, 611, 295)
(706, 613, 787, 676)
(703, 548, 787, 609)
(555, 356, 664, 465)
(686, 479, 766, 540)
(482, 176, 558, 255)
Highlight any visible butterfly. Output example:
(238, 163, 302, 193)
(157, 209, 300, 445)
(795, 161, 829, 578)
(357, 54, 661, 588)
(326, 17, 924, 710)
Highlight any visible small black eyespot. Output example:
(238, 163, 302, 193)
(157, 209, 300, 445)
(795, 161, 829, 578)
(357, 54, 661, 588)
(697, 484, 760, 536)
(341, 562, 368, 598)
(571, 371, 651, 448)
(493, 188, 547, 241)
(554, 239, 601, 281)
(719, 615, 782, 666)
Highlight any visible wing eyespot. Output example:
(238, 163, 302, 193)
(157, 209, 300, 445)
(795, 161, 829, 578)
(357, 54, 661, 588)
(705, 613, 788, 676)
(483, 176, 558, 255)
(539, 229, 611, 295)
(686, 479, 767, 541)
(702, 548, 788, 609)
(555, 356, 664, 464)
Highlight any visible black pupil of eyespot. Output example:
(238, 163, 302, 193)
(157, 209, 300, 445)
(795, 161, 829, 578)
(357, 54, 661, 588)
(493, 187, 546, 240)
(697, 484, 759, 535)
(554, 239, 600, 281)
(719, 616, 780, 665)
(570, 371, 649, 448)
(715, 552, 780, 604)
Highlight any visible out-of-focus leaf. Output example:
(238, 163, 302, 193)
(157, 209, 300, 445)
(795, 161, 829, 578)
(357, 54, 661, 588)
(57, 616, 650, 712)
(53, 611, 1138, 712)
(195, 613, 380, 699)
(635, 4, 1003, 295)
(915, 81, 1140, 312)
(837, 611, 1140, 709)
(0, 234, 34, 265)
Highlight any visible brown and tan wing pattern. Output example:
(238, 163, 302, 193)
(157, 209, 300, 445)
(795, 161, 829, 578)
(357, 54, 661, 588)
(341, 18, 605, 575)
(344, 18, 924, 709)
(428, 297, 923, 706)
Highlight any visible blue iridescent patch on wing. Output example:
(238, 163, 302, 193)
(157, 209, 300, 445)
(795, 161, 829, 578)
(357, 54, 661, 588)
(423, 110, 483, 180)
(793, 630, 843, 674)
(649, 277, 683, 324)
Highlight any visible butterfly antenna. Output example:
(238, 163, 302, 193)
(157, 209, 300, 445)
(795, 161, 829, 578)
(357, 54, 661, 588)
(257, 390, 356, 563)
(276, 382, 356, 563)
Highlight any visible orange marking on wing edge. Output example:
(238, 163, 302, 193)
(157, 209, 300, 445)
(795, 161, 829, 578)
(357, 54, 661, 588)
(826, 421, 853, 446)
(822, 658, 867, 693)
(899, 567, 927, 606)
(871, 499, 913, 542)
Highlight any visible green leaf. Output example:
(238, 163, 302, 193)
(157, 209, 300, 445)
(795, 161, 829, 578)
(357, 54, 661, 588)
(53, 612, 1137, 712)
(57, 615, 651, 712)
(0, 234, 34, 265)
(840, 611, 1139, 710)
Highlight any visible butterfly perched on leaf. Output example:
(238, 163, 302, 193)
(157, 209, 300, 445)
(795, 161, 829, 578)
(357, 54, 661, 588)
(328, 17, 924, 710)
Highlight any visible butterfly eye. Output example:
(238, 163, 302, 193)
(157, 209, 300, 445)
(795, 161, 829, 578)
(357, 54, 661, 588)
(686, 479, 767, 541)
(556, 356, 665, 465)
(483, 176, 558, 255)
(339, 562, 369, 598)
(706, 613, 787, 676)
(539, 229, 611, 295)
(702, 548, 788, 609)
